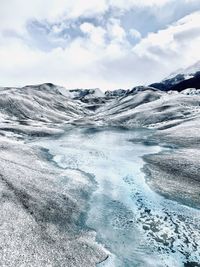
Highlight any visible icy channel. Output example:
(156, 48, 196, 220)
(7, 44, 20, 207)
(35, 127, 200, 267)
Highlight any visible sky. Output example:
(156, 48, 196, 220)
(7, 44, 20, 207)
(0, 0, 200, 91)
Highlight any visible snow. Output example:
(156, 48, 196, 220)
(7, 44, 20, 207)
(0, 75, 200, 266)
(166, 60, 200, 80)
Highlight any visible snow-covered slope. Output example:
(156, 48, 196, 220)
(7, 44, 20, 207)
(90, 89, 200, 129)
(105, 89, 127, 98)
(0, 83, 89, 123)
(63, 88, 104, 100)
(1, 64, 200, 267)
(1, 63, 200, 134)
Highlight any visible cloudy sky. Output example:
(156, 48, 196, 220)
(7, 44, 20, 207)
(0, 0, 200, 90)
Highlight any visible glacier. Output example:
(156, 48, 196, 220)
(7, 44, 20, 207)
(0, 63, 200, 266)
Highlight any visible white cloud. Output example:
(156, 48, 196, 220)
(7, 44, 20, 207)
(109, 0, 171, 9)
(0, 1, 200, 90)
(129, 29, 141, 40)
(0, 0, 108, 33)
(133, 11, 200, 66)
(107, 19, 126, 42)
(80, 22, 106, 46)
(0, 0, 175, 34)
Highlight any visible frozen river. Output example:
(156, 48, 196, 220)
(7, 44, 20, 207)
(35, 126, 200, 267)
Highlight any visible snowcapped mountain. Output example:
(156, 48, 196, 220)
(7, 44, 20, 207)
(1, 61, 200, 134)
(64, 88, 104, 100)
(150, 61, 200, 92)
(167, 61, 200, 79)
(0, 83, 89, 124)
(105, 89, 127, 98)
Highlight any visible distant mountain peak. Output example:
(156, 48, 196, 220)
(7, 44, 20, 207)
(150, 61, 200, 92)
(166, 61, 200, 80)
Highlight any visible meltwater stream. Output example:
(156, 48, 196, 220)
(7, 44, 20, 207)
(35, 127, 200, 267)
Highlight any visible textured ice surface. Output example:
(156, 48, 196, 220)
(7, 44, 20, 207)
(36, 127, 200, 267)
(0, 136, 108, 266)
(1, 81, 200, 266)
